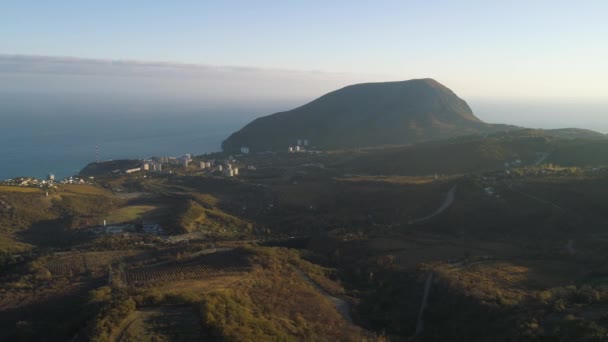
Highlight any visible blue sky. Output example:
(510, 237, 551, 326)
(2, 1, 608, 98)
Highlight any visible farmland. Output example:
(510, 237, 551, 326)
(2, 136, 608, 341)
(105, 205, 159, 224)
(121, 250, 250, 286)
(0, 186, 42, 193)
(46, 251, 137, 276)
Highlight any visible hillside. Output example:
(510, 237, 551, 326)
(80, 160, 142, 177)
(222, 78, 511, 152)
(333, 129, 608, 176)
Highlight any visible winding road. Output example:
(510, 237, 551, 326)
(295, 268, 353, 324)
(410, 185, 458, 224)
(414, 273, 434, 337)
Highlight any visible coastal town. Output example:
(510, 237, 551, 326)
(1, 137, 317, 187)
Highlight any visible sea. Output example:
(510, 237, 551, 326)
(0, 113, 250, 180)
(0, 92, 270, 180)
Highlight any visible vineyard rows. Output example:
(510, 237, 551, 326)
(46, 251, 133, 275)
(122, 262, 249, 286)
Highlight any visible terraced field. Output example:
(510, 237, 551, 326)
(121, 250, 250, 286)
(46, 251, 136, 275)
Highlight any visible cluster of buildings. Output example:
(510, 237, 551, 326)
(199, 159, 240, 177)
(1, 173, 93, 187)
(2, 176, 53, 187)
(116, 153, 248, 179)
(90, 220, 165, 236)
(222, 162, 239, 177)
(288, 139, 311, 153)
(59, 176, 93, 185)
(122, 154, 196, 175)
(503, 159, 523, 169)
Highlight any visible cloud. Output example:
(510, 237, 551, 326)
(0, 54, 380, 105)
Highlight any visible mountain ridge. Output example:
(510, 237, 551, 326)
(223, 78, 502, 152)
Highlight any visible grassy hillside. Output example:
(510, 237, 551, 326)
(335, 130, 608, 176)
(78, 247, 378, 342)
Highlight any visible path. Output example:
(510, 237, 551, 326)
(414, 273, 434, 337)
(109, 311, 139, 342)
(535, 152, 550, 166)
(295, 268, 353, 324)
(410, 185, 457, 224)
(566, 239, 576, 255)
(508, 184, 564, 211)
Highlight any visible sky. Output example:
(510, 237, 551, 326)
(2, 1, 608, 100)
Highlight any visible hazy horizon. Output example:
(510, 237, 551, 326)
(2, 61, 607, 180)
(2, 54, 607, 134)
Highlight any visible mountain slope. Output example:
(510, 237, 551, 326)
(222, 78, 499, 152)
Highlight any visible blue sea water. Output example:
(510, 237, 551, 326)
(0, 112, 248, 180)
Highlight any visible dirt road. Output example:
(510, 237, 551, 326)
(410, 185, 457, 224)
(295, 268, 353, 324)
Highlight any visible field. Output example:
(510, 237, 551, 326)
(111, 306, 203, 342)
(59, 184, 113, 196)
(106, 205, 159, 224)
(364, 235, 522, 270)
(0, 233, 31, 253)
(336, 175, 451, 185)
(121, 250, 249, 286)
(0, 186, 42, 193)
(46, 251, 136, 276)
(123, 262, 249, 286)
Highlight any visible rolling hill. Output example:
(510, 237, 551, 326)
(334, 129, 608, 176)
(222, 78, 514, 152)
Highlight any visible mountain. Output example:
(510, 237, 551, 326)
(222, 78, 509, 152)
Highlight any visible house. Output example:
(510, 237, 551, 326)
(142, 222, 163, 235)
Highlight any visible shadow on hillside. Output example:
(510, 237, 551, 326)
(0, 278, 102, 341)
(17, 218, 91, 248)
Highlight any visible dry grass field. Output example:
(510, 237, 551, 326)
(111, 306, 203, 342)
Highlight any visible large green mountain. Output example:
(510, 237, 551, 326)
(222, 78, 509, 152)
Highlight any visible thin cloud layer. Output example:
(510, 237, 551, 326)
(0, 54, 379, 104)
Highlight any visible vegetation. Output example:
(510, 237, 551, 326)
(174, 195, 252, 236)
(4, 130, 608, 341)
(222, 78, 510, 152)
(86, 287, 137, 342)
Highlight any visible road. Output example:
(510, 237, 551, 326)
(566, 239, 576, 255)
(410, 185, 458, 224)
(508, 184, 564, 211)
(535, 152, 550, 166)
(414, 273, 434, 337)
(295, 268, 353, 324)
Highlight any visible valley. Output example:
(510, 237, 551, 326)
(2, 128, 608, 341)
